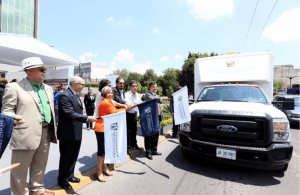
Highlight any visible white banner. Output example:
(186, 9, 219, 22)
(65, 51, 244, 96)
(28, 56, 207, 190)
(105, 74, 119, 88)
(103, 111, 127, 164)
(172, 86, 191, 125)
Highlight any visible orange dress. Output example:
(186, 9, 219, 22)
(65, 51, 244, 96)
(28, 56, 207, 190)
(94, 98, 125, 132)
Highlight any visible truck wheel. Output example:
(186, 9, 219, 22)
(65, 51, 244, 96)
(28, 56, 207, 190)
(277, 164, 288, 172)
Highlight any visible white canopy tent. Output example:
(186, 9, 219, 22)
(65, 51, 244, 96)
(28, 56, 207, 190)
(0, 33, 79, 68)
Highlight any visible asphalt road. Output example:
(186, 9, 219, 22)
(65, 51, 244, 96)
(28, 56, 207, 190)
(78, 127, 299, 195)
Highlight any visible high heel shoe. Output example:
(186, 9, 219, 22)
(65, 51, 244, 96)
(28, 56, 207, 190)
(96, 173, 106, 182)
(103, 169, 113, 176)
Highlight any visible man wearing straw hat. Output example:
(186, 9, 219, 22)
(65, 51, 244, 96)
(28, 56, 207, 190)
(1, 57, 57, 195)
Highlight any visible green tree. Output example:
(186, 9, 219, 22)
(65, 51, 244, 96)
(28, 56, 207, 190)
(166, 86, 174, 97)
(274, 80, 285, 92)
(157, 85, 163, 96)
(141, 86, 148, 93)
(141, 69, 156, 87)
(119, 68, 130, 81)
(163, 68, 179, 93)
(127, 72, 142, 86)
(178, 52, 218, 96)
(137, 82, 142, 93)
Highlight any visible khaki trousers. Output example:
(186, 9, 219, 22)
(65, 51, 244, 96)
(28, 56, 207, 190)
(10, 126, 51, 195)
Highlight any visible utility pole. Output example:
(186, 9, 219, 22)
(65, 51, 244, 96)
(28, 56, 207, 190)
(285, 76, 299, 89)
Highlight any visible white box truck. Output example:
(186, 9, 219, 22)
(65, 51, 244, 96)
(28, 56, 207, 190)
(179, 51, 293, 172)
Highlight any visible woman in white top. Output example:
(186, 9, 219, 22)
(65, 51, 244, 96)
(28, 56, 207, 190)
(94, 79, 111, 118)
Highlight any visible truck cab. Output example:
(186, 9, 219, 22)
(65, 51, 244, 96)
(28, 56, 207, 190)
(178, 52, 293, 172)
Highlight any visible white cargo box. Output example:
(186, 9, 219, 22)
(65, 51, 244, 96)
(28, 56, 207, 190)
(194, 52, 274, 100)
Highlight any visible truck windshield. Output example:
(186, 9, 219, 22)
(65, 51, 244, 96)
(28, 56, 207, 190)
(198, 86, 268, 103)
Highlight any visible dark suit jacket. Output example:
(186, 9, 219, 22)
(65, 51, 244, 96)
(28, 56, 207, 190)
(84, 93, 95, 109)
(57, 88, 88, 141)
(113, 87, 126, 104)
(144, 91, 163, 121)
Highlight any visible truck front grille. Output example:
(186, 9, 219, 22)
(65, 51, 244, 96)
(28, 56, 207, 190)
(192, 114, 270, 147)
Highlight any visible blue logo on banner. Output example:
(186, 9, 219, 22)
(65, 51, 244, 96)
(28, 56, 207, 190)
(0, 114, 15, 159)
(137, 99, 160, 137)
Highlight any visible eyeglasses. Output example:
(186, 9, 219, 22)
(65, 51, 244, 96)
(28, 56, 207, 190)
(118, 83, 125, 85)
(40, 68, 47, 72)
(76, 83, 85, 86)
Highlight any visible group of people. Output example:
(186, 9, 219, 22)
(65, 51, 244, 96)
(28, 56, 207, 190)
(0, 57, 169, 195)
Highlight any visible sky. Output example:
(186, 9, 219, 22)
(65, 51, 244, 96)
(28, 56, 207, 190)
(38, 0, 300, 76)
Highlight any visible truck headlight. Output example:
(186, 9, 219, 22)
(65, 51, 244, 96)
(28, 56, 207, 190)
(180, 122, 191, 132)
(273, 119, 290, 142)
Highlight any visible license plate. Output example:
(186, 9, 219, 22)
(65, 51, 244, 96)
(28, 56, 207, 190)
(216, 148, 236, 160)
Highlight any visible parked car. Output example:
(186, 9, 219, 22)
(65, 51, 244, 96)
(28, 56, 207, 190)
(274, 95, 300, 126)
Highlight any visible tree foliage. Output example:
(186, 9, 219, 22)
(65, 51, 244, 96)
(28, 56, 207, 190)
(157, 85, 163, 96)
(141, 69, 156, 87)
(163, 68, 179, 93)
(141, 86, 148, 93)
(119, 68, 130, 81)
(166, 86, 174, 97)
(274, 80, 285, 92)
(178, 52, 218, 96)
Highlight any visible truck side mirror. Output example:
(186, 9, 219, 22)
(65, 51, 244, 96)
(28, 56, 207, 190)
(272, 97, 295, 110)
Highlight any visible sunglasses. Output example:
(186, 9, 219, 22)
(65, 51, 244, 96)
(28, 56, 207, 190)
(40, 68, 47, 72)
(118, 83, 125, 85)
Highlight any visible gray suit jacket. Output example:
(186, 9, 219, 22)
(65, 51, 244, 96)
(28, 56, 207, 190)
(144, 91, 163, 121)
(1, 78, 57, 150)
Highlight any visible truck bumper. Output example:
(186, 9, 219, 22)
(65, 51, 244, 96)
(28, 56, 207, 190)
(179, 131, 293, 170)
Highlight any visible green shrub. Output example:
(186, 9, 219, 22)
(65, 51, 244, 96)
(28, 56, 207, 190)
(85, 82, 98, 87)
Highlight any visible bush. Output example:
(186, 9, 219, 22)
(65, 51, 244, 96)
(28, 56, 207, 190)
(160, 117, 173, 127)
(85, 82, 98, 87)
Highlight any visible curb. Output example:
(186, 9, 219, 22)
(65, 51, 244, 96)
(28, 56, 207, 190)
(49, 131, 173, 195)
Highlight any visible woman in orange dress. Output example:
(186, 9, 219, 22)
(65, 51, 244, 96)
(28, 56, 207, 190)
(94, 86, 129, 182)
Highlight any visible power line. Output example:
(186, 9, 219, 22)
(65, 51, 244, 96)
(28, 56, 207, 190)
(251, 0, 279, 52)
(242, 0, 260, 52)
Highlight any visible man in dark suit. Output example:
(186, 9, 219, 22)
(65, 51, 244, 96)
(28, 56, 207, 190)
(112, 76, 134, 156)
(143, 82, 168, 160)
(57, 76, 96, 189)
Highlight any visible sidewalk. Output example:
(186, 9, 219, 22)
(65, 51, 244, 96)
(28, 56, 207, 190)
(49, 127, 173, 195)
(0, 124, 173, 195)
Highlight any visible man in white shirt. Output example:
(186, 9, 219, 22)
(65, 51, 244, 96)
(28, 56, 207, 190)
(125, 80, 143, 154)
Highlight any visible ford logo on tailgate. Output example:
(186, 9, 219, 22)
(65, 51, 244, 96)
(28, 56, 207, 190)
(217, 125, 238, 133)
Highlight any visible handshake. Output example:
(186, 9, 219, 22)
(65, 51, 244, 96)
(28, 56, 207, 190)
(87, 116, 97, 122)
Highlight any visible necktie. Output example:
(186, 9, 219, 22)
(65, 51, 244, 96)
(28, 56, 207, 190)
(77, 94, 82, 105)
(155, 94, 161, 115)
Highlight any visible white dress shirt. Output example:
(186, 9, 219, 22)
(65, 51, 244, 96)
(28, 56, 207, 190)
(125, 90, 143, 116)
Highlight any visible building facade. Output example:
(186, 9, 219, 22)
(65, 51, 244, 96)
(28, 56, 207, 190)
(74, 62, 109, 82)
(0, 0, 39, 38)
(274, 64, 300, 88)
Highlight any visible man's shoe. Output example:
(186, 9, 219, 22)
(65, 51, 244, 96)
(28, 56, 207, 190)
(31, 190, 55, 195)
(146, 152, 153, 160)
(131, 145, 143, 150)
(58, 181, 72, 190)
(68, 177, 80, 183)
(87, 128, 90, 130)
(127, 149, 132, 157)
(152, 151, 162, 155)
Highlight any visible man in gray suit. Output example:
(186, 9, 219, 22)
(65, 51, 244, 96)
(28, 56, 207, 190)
(143, 82, 168, 160)
(1, 57, 57, 195)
